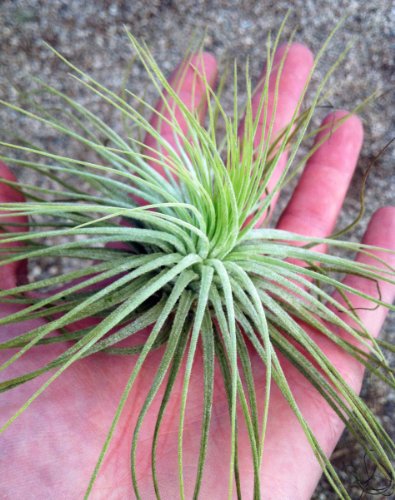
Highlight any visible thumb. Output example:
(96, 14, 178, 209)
(0, 161, 28, 289)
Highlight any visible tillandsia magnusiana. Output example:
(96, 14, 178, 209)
(0, 20, 394, 499)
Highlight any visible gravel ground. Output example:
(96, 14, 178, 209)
(0, 1, 394, 498)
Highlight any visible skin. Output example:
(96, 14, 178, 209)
(0, 44, 394, 499)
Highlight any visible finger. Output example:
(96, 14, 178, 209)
(259, 208, 395, 498)
(239, 43, 314, 217)
(304, 207, 395, 452)
(277, 110, 364, 255)
(0, 161, 28, 289)
(143, 52, 218, 178)
(337, 206, 395, 327)
(298, 207, 395, 493)
(296, 207, 395, 407)
(325, 206, 395, 389)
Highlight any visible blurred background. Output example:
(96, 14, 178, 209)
(0, 1, 394, 497)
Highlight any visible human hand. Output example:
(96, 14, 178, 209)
(1, 43, 394, 499)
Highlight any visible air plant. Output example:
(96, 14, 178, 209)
(0, 20, 394, 499)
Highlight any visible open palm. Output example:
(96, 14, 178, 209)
(1, 43, 394, 499)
